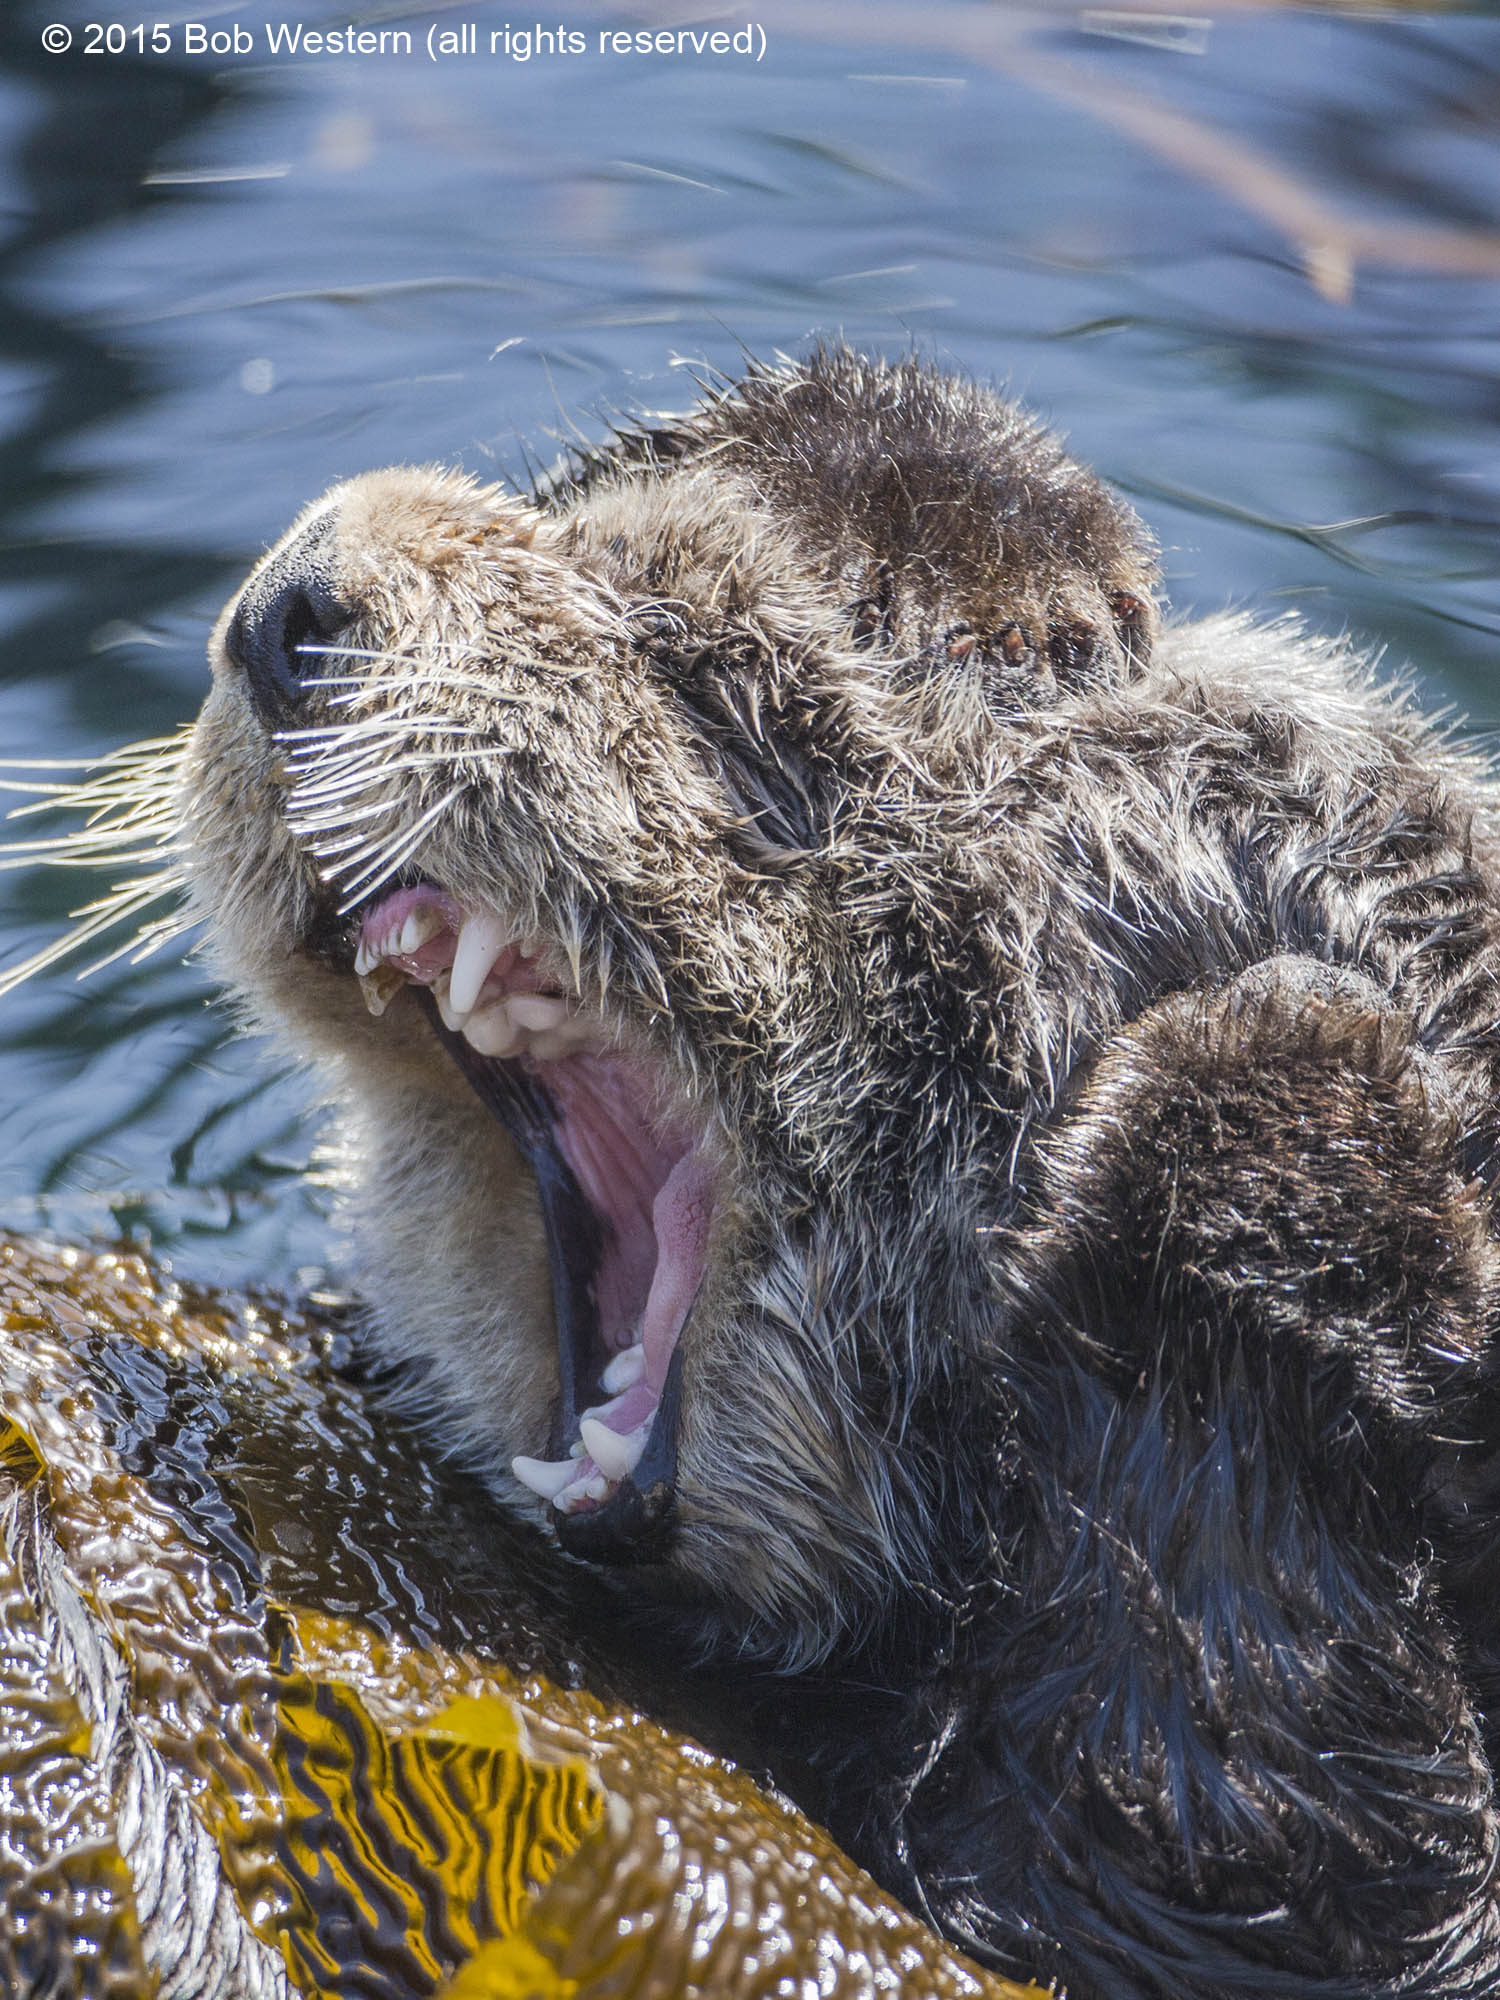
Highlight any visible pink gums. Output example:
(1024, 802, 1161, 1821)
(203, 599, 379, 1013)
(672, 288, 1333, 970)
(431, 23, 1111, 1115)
(357, 886, 552, 994)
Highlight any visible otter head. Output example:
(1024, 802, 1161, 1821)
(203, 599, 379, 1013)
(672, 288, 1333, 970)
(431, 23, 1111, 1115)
(184, 358, 1160, 1662)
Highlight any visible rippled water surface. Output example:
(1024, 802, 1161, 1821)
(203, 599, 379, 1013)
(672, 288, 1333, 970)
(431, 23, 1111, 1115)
(1, 0, 1498, 1283)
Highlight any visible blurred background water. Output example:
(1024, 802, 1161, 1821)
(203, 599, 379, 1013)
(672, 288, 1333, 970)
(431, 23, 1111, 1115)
(1, 0, 1498, 1287)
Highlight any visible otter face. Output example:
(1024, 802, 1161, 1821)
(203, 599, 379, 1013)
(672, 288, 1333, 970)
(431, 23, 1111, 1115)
(184, 356, 1161, 1660)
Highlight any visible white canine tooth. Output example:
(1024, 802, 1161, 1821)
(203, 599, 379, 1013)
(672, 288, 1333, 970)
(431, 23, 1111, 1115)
(433, 969, 467, 1033)
(601, 1345, 647, 1394)
(449, 911, 513, 1017)
(462, 1002, 522, 1059)
(511, 1453, 581, 1500)
(354, 939, 375, 976)
(580, 1416, 649, 1482)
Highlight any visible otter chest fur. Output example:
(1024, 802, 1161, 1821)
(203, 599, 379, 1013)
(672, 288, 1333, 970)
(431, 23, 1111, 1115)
(57, 352, 1500, 1996)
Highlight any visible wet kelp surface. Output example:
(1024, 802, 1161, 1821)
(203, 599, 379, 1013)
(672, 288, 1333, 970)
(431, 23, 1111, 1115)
(0, 1233, 1038, 1998)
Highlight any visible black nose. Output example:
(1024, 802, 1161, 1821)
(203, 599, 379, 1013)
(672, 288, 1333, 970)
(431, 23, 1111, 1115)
(224, 511, 353, 730)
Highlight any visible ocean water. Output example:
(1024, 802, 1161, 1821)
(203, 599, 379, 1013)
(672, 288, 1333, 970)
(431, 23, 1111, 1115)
(1, 0, 1497, 1284)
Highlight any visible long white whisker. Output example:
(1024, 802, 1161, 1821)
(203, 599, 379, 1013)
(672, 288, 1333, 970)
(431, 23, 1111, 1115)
(287, 795, 402, 832)
(5, 788, 177, 823)
(0, 872, 188, 998)
(0, 735, 188, 776)
(0, 731, 191, 993)
(278, 714, 482, 749)
(288, 744, 490, 806)
(0, 778, 102, 798)
(328, 785, 465, 911)
(0, 843, 179, 870)
(76, 902, 196, 980)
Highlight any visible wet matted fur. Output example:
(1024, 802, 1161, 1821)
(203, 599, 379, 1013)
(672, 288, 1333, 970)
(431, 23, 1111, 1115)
(52, 351, 1500, 1994)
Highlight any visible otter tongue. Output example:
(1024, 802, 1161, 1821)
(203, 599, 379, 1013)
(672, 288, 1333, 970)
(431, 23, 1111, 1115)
(642, 1149, 713, 1391)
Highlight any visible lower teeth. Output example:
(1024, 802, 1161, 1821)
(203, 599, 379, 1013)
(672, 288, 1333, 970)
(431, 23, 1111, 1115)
(511, 1343, 656, 1506)
(511, 1453, 580, 1500)
(601, 1343, 647, 1393)
(358, 965, 406, 1016)
(579, 1414, 651, 1481)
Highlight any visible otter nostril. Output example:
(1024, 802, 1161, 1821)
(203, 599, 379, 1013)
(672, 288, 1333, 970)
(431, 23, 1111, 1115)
(223, 516, 352, 731)
(227, 576, 352, 730)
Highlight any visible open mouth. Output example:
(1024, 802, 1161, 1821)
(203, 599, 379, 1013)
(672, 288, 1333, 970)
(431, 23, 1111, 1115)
(350, 883, 713, 1559)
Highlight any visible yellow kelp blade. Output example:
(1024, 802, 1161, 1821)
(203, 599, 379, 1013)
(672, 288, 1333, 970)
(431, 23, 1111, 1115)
(0, 1236, 1044, 2000)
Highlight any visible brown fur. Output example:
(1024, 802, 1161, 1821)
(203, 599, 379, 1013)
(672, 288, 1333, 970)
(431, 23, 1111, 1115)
(161, 351, 1500, 1994)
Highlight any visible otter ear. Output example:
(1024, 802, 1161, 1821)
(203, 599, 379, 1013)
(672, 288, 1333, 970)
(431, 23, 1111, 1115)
(637, 619, 822, 869)
(683, 673, 822, 868)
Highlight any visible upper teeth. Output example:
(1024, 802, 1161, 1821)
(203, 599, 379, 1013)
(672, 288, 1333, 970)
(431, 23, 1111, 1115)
(401, 908, 444, 954)
(355, 904, 445, 975)
(357, 902, 607, 1063)
(449, 910, 513, 1017)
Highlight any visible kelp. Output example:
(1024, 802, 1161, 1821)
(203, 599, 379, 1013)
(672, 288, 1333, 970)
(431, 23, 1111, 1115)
(0, 1235, 1038, 2000)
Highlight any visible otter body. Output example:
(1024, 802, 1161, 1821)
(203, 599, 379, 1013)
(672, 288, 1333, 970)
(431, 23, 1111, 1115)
(183, 353, 1500, 1995)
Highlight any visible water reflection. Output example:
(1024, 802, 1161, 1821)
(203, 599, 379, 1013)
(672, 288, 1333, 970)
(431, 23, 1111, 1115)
(1, 2, 1498, 1278)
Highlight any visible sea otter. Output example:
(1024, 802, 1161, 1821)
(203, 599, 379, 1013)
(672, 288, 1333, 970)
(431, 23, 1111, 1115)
(162, 351, 1500, 1993)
